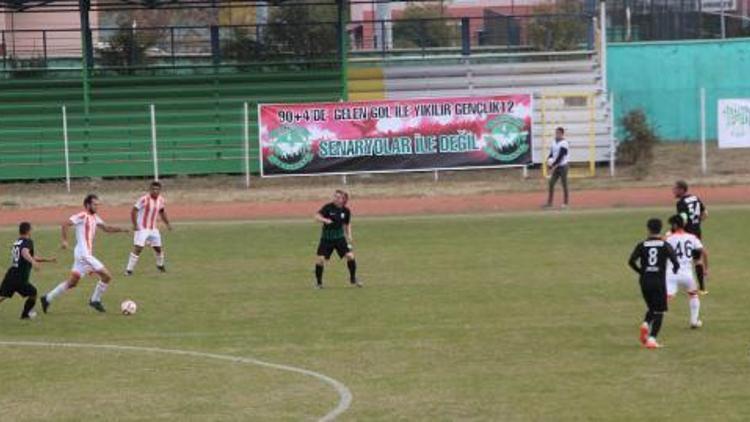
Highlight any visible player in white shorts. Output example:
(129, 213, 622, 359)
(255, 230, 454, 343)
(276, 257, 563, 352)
(665, 214, 708, 329)
(125, 181, 172, 275)
(40, 194, 129, 313)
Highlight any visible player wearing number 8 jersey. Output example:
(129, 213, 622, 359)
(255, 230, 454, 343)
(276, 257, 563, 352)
(665, 214, 708, 329)
(673, 180, 708, 293)
(629, 218, 680, 349)
(125, 181, 173, 275)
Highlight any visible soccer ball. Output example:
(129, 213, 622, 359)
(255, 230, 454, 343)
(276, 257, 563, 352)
(121, 299, 137, 316)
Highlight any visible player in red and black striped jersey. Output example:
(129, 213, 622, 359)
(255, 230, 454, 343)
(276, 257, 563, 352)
(314, 190, 361, 289)
(673, 180, 708, 293)
(628, 218, 680, 349)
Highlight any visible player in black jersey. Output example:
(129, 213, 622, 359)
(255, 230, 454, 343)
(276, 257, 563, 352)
(314, 190, 361, 289)
(673, 180, 708, 293)
(0, 222, 56, 319)
(628, 218, 680, 349)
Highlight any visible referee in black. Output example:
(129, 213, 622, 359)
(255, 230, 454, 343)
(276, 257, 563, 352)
(628, 218, 680, 349)
(314, 190, 361, 289)
(0, 222, 56, 319)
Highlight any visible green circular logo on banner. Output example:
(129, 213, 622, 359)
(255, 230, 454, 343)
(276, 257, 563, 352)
(268, 125, 314, 171)
(483, 115, 530, 162)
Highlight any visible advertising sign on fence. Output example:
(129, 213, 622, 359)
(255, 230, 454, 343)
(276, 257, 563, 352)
(259, 95, 532, 176)
(718, 99, 750, 149)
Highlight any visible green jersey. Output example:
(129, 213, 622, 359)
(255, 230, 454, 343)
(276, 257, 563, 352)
(319, 202, 351, 241)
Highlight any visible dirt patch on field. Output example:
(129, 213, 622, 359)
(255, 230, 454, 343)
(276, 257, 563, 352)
(1, 185, 747, 226)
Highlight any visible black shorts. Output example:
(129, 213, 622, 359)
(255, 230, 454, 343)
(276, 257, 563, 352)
(317, 238, 351, 260)
(640, 276, 667, 313)
(0, 271, 36, 299)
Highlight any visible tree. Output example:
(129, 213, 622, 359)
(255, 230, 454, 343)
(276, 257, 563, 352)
(617, 109, 660, 179)
(97, 24, 159, 73)
(527, 0, 588, 51)
(222, 28, 279, 65)
(392, 4, 455, 49)
(265, 3, 339, 59)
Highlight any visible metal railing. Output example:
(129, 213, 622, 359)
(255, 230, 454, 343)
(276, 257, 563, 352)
(0, 13, 597, 74)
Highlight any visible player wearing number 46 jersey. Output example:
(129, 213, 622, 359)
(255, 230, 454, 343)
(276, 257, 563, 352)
(673, 180, 708, 293)
(0, 223, 56, 319)
(125, 181, 173, 276)
(665, 214, 708, 329)
(629, 218, 680, 350)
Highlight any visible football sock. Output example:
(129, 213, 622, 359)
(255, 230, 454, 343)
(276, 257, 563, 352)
(347, 259, 357, 282)
(650, 313, 664, 338)
(689, 294, 701, 325)
(644, 310, 654, 324)
(155, 252, 165, 267)
(315, 264, 324, 285)
(21, 297, 36, 318)
(90, 281, 108, 303)
(695, 264, 705, 290)
(46, 281, 69, 302)
(126, 253, 140, 272)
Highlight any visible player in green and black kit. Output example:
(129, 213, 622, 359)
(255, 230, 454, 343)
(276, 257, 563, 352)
(0, 222, 56, 319)
(314, 190, 361, 289)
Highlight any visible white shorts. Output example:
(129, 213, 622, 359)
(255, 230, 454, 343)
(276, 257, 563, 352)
(667, 271, 698, 296)
(71, 255, 106, 276)
(134, 229, 162, 248)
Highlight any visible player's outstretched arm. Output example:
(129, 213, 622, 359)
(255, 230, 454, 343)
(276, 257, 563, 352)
(21, 247, 42, 271)
(315, 213, 332, 225)
(160, 209, 173, 231)
(627, 245, 642, 274)
(99, 223, 130, 234)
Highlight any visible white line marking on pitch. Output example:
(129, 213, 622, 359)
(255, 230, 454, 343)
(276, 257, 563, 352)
(0, 340, 352, 422)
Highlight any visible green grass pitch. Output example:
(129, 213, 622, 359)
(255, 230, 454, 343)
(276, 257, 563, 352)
(0, 208, 749, 421)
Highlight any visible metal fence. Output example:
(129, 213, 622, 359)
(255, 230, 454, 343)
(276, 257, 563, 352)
(0, 13, 597, 73)
(607, 0, 750, 41)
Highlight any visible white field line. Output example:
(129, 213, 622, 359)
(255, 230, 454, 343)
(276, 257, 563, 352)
(0, 340, 352, 422)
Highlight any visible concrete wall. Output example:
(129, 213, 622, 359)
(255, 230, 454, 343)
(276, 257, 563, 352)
(608, 38, 750, 141)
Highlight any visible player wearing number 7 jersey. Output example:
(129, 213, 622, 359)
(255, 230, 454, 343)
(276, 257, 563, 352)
(665, 214, 708, 329)
(673, 180, 708, 293)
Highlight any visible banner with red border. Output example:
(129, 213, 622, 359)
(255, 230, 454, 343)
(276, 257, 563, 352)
(259, 95, 532, 176)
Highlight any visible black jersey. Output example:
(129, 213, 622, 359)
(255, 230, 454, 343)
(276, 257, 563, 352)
(318, 203, 351, 241)
(628, 237, 679, 282)
(8, 238, 34, 282)
(676, 194, 706, 236)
